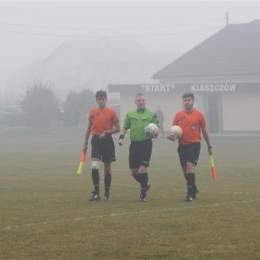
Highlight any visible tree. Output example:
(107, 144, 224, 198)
(20, 79, 60, 128)
(63, 89, 95, 126)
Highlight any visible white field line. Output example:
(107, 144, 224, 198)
(5, 199, 259, 230)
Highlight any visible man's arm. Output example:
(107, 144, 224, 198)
(100, 121, 120, 138)
(152, 114, 161, 138)
(118, 128, 127, 146)
(83, 121, 92, 152)
(201, 127, 213, 155)
(167, 114, 178, 141)
(107, 111, 120, 134)
(112, 121, 120, 134)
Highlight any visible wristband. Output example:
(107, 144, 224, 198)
(119, 135, 125, 140)
(208, 146, 212, 149)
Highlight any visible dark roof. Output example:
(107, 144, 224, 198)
(153, 20, 260, 79)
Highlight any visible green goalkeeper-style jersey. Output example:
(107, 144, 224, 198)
(123, 109, 160, 142)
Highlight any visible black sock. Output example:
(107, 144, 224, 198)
(92, 169, 99, 194)
(133, 174, 141, 183)
(104, 173, 111, 195)
(192, 173, 197, 191)
(144, 172, 148, 185)
(139, 173, 148, 196)
(186, 173, 194, 196)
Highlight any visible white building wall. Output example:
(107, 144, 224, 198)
(222, 93, 260, 131)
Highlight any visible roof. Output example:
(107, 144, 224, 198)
(153, 20, 260, 79)
(45, 39, 182, 63)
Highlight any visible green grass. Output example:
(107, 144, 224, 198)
(0, 127, 260, 260)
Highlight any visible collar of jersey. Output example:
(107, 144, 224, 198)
(137, 108, 146, 113)
(185, 108, 194, 114)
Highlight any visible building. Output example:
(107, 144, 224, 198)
(28, 39, 182, 101)
(109, 21, 260, 134)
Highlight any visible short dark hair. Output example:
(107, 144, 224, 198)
(95, 90, 107, 99)
(183, 92, 194, 100)
(135, 92, 144, 98)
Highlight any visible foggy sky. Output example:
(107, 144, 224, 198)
(1, 1, 260, 92)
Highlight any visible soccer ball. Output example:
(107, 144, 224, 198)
(144, 123, 159, 138)
(168, 125, 183, 139)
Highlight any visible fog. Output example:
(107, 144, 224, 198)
(1, 1, 260, 104)
(1, 4, 260, 256)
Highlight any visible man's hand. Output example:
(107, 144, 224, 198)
(83, 143, 88, 152)
(166, 132, 177, 141)
(208, 147, 213, 155)
(99, 131, 107, 139)
(118, 134, 125, 146)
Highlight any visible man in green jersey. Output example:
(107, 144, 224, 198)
(118, 93, 161, 202)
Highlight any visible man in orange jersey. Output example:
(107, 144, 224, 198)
(82, 90, 120, 201)
(167, 93, 213, 202)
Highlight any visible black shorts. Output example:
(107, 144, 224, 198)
(177, 142, 201, 167)
(91, 135, 116, 163)
(129, 139, 152, 169)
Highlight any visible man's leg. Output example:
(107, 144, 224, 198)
(104, 163, 111, 200)
(90, 159, 100, 201)
(185, 162, 196, 202)
(138, 166, 149, 202)
(131, 168, 141, 183)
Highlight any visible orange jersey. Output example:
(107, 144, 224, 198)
(172, 109, 206, 145)
(88, 107, 119, 135)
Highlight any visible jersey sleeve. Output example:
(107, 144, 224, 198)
(112, 109, 119, 123)
(123, 114, 131, 130)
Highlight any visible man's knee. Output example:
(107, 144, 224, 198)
(139, 165, 148, 173)
(91, 161, 99, 170)
(131, 169, 139, 176)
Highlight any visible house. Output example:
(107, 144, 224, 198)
(109, 20, 260, 134)
(29, 39, 183, 101)
(152, 20, 260, 133)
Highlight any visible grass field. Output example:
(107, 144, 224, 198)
(0, 127, 260, 260)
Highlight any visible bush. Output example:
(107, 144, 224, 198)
(63, 89, 95, 126)
(20, 79, 60, 128)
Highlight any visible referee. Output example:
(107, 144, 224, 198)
(119, 93, 161, 202)
(167, 92, 213, 202)
(82, 90, 120, 201)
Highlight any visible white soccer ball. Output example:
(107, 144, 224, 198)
(168, 125, 183, 139)
(144, 123, 159, 138)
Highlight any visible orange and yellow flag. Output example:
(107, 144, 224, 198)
(210, 155, 217, 180)
(77, 152, 87, 175)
